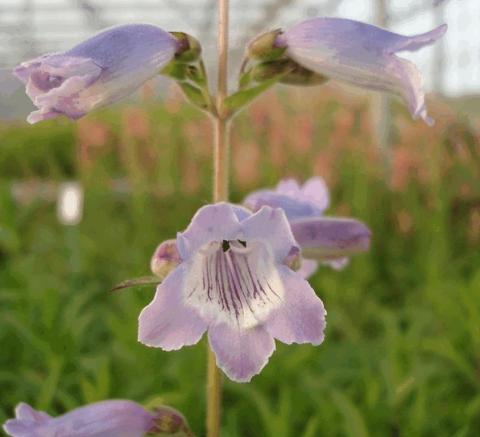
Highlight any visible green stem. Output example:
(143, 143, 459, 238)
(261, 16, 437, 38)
(206, 1, 229, 437)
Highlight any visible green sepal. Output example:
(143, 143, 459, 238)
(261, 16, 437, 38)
(161, 61, 188, 81)
(186, 65, 207, 86)
(178, 82, 210, 111)
(238, 68, 253, 90)
(247, 29, 286, 61)
(170, 32, 202, 63)
(110, 276, 161, 292)
(252, 60, 329, 86)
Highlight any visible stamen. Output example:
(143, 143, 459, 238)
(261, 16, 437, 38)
(198, 241, 221, 256)
(230, 240, 254, 254)
(222, 240, 230, 252)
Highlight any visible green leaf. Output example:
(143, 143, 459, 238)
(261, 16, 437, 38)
(238, 68, 253, 90)
(224, 76, 281, 115)
(330, 390, 369, 437)
(110, 276, 161, 292)
(178, 82, 210, 111)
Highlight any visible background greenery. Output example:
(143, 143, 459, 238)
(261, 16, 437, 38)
(1, 86, 479, 436)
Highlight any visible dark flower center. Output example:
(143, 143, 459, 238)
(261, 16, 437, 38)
(31, 71, 64, 91)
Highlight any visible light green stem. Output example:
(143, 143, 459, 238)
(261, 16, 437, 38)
(206, 1, 229, 437)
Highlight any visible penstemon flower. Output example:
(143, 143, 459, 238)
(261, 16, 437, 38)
(13, 24, 182, 124)
(139, 203, 326, 382)
(251, 18, 447, 125)
(244, 177, 371, 277)
(3, 399, 190, 437)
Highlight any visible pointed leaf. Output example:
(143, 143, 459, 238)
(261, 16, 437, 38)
(110, 276, 161, 292)
(178, 82, 210, 110)
(224, 76, 281, 115)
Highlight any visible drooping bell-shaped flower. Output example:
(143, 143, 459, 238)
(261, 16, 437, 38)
(13, 24, 182, 124)
(273, 18, 447, 125)
(2, 399, 190, 437)
(139, 203, 326, 383)
(244, 177, 371, 277)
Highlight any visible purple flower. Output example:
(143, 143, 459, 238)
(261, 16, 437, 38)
(138, 203, 326, 383)
(14, 24, 179, 124)
(244, 177, 371, 277)
(3, 400, 155, 437)
(276, 18, 447, 125)
(244, 177, 330, 221)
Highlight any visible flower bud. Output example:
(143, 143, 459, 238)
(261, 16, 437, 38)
(148, 405, 191, 435)
(283, 246, 302, 271)
(170, 32, 202, 63)
(247, 29, 286, 61)
(290, 217, 371, 260)
(150, 239, 182, 279)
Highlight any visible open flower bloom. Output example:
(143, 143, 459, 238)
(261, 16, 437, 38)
(139, 203, 326, 382)
(3, 400, 163, 437)
(14, 24, 179, 124)
(244, 177, 371, 278)
(275, 18, 447, 125)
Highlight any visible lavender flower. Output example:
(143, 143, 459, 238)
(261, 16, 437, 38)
(275, 18, 447, 125)
(244, 177, 371, 277)
(3, 400, 155, 437)
(14, 24, 180, 124)
(139, 203, 326, 383)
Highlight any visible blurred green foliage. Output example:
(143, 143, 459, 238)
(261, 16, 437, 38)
(1, 88, 480, 436)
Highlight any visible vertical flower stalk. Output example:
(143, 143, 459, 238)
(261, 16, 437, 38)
(207, 1, 229, 437)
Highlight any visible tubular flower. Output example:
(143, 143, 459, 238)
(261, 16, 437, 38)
(2, 400, 186, 437)
(244, 177, 371, 277)
(139, 203, 326, 383)
(275, 18, 447, 125)
(13, 24, 180, 124)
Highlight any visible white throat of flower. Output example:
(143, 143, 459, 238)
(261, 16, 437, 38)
(184, 239, 284, 329)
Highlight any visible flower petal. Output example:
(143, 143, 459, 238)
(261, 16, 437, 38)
(244, 191, 321, 220)
(301, 177, 330, 212)
(275, 178, 301, 194)
(14, 403, 51, 423)
(244, 177, 329, 220)
(138, 266, 207, 350)
(282, 17, 446, 124)
(387, 56, 432, 125)
(208, 322, 275, 382)
(323, 257, 349, 271)
(26, 108, 61, 124)
(265, 266, 326, 345)
(177, 203, 242, 260)
(290, 217, 371, 260)
(55, 400, 153, 437)
(241, 206, 298, 262)
(297, 259, 319, 278)
(389, 24, 447, 53)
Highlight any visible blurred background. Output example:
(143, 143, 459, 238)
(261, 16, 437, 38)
(1, 1, 479, 436)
